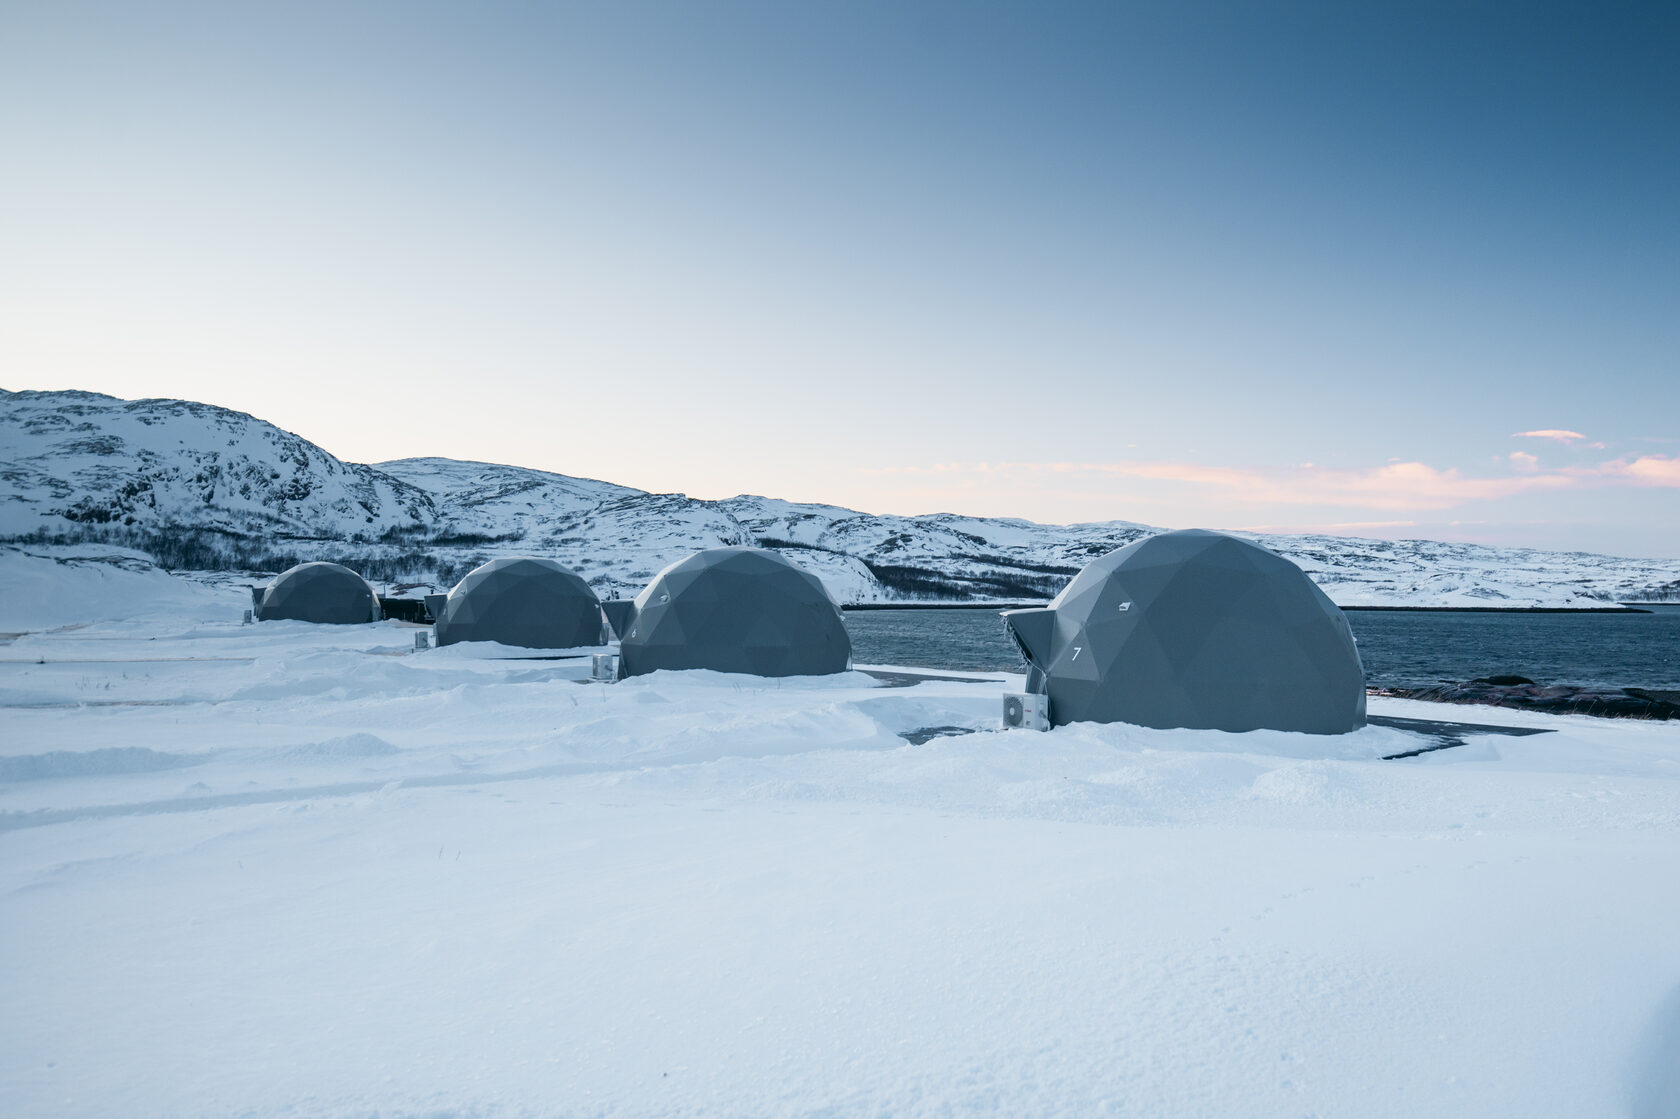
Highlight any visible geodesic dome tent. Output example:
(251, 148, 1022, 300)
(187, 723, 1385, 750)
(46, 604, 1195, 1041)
(1002, 530, 1365, 734)
(256, 562, 379, 624)
(434, 557, 603, 649)
(607, 547, 852, 678)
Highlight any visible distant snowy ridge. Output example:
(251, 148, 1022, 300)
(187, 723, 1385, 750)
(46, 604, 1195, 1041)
(3, 387, 1676, 606)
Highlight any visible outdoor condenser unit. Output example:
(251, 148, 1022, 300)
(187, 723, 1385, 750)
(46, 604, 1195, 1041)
(591, 653, 618, 682)
(1001, 691, 1050, 731)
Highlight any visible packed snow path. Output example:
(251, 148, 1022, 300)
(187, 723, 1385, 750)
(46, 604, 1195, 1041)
(3, 609, 1679, 1116)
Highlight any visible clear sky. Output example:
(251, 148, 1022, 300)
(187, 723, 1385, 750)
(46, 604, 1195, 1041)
(2, 1, 1676, 557)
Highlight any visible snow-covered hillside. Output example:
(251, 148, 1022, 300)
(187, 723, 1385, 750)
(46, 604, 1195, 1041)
(4, 388, 1677, 605)
(374, 456, 640, 533)
(0, 390, 435, 536)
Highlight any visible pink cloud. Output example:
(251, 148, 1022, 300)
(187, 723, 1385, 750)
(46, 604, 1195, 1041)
(868, 452, 1680, 512)
(1237, 520, 1418, 533)
(1626, 456, 1680, 485)
(1583, 455, 1680, 487)
(1511, 429, 1585, 442)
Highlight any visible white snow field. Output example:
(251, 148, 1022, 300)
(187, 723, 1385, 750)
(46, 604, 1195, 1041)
(3, 567, 1680, 1118)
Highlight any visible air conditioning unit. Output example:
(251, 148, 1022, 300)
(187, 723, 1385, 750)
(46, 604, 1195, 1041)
(591, 653, 619, 682)
(413, 631, 430, 652)
(1001, 691, 1050, 731)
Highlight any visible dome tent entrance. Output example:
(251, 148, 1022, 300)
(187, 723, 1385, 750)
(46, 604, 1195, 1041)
(434, 557, 604, 649)
(1003, 530, 1365, 734)
(607, 547, 852, 678)
(256, 562, 380, 625)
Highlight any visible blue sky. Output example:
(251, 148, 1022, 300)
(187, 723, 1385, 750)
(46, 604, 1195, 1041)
(2, 1, 1676, 556)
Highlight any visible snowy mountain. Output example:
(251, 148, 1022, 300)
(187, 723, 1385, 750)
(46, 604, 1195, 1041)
(0, 389, 433, 537)
(375, 457, 640, 533)
(4, 387, 1677, 606)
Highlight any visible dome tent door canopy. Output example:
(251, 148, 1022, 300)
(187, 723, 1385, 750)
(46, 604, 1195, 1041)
(434, 557, 604, 649)
(256, 562, 380, 625)
(605, 547, 852, 678)
(1003, 530, 1365, 734)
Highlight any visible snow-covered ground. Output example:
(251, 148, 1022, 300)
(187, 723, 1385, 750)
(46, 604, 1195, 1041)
(3, 564, 1680, 1117)
(0, 543, 248, 632)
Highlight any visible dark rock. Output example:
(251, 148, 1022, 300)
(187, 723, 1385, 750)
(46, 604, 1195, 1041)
(1374, 681, 1680, 720)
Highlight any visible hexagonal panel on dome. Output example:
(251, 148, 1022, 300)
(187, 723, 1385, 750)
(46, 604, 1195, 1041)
(256, 562, 379, 625)
(1003, 530, 1365, 733)
(435, 557, 604, 649)
(612, 547, 851, 678)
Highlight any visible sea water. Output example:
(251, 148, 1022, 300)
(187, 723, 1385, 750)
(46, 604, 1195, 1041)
(844, 606, 1680, 690)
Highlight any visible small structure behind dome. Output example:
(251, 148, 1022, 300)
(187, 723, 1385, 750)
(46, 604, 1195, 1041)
(608, 547, 851, 678)
(256, 562, 380, 624)
(1003, 530, 1365, 733)
(434, 557, 603, 649)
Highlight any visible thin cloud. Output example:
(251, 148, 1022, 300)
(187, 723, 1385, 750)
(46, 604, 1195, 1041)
(1237, 520, 1418, 533)
(866, 452, 1679, 512)
(1511, 429, 1585, 442)
(1585, 454, 1680, 487)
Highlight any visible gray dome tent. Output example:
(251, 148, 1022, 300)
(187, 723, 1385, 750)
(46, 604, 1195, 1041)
(434, 557, 603, 649)
(256, 561, 380, 624)
(604, 547, 851, 678)
(1002, 530, 1365, 734)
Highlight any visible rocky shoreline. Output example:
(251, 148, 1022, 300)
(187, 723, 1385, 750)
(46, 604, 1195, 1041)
(1371, 676, 1680, 720)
